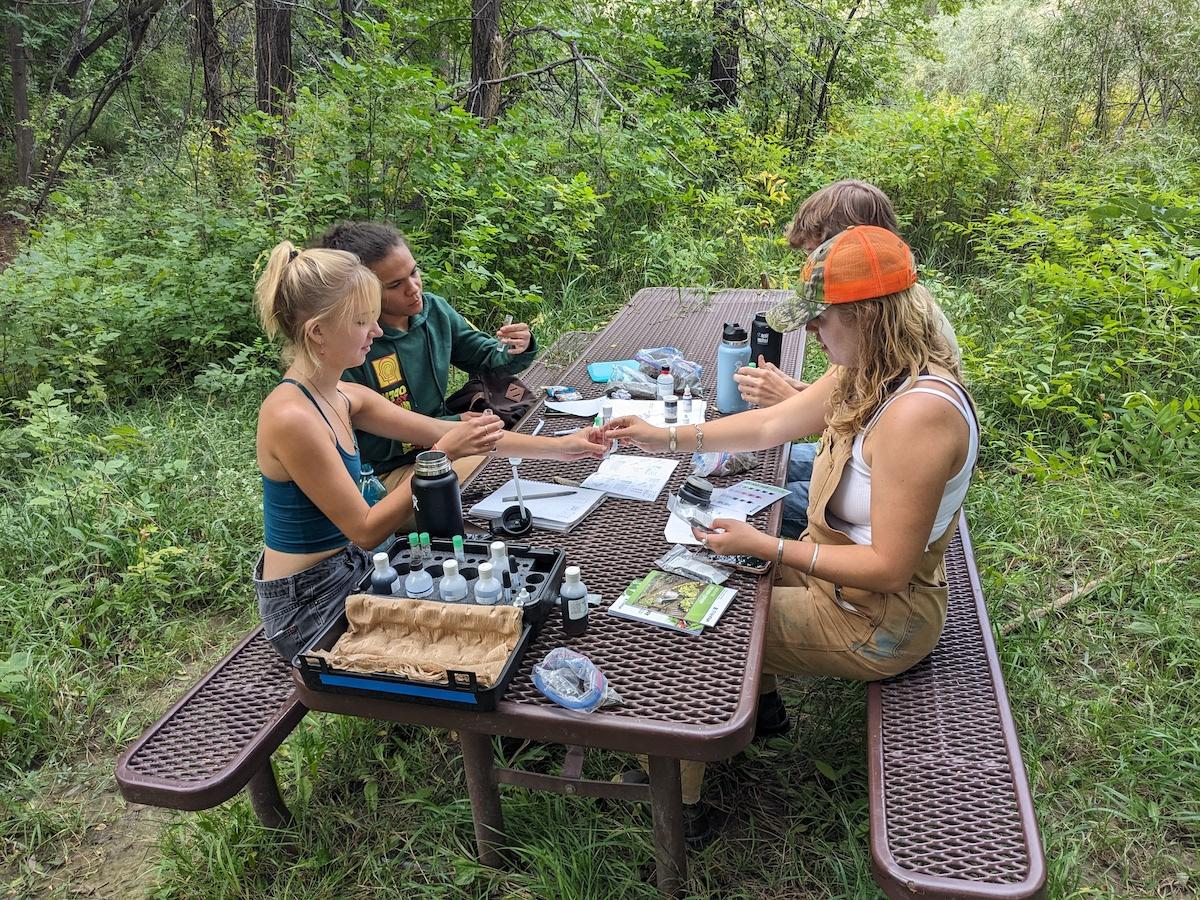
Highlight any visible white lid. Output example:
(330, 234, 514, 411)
(490, 540, 506, 555)
(443, 559, 459, 577)
(479, 562, 494, 580)
(564, 565, 581, 582)
(373, 552, 390, 567)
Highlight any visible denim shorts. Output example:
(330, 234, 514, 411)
(782, 441, 819, 538)
(254, 544, 372, 662)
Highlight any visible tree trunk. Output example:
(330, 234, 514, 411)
(254, 0, 293, 175)
(466, 0, 501, 122)
(195, 0, 225, 152)
(5, 2, 34, 187)
(708, 0, 740, 108)
(338, 0, 359, 59)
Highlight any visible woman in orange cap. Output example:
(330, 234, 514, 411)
(605, 226, 977, 843)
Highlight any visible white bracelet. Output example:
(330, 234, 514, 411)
(669, 425, 678, 452)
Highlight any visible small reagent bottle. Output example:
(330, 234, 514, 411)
(560, 565, 589, 636)
(452, 534, 467, 565)
(680, 385, 693, 422)
(489, 541, 510, 581)
(370, 552, 402, 596)
(403, 534, 434, 599)
(656, 364, 673, 400)
(474, 562, 503, 605)
(438, 559, 469, 602)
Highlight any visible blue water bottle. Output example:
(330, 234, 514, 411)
(716, 322, 751, 414)
(360, 464, 387, 506)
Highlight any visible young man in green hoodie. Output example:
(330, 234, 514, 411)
(318, 221, 538, 491)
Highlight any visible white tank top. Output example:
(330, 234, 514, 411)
(825, 375, 978, 548)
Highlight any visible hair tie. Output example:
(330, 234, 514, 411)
(288, 248, 299, 262)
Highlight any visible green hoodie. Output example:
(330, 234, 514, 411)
(342, 291, 537, 474)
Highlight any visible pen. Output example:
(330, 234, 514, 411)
(501, 489, 577, 501)
(530, 418, 546, 437)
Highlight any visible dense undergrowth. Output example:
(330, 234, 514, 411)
(2, 1, 1199, 896)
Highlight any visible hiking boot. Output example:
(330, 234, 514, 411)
(683, 801, 719, 849)
(754, 690, 791, 738)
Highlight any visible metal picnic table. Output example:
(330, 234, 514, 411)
(293, 287, 805, 895)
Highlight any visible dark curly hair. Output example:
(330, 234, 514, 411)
(314, 221, 408, 266)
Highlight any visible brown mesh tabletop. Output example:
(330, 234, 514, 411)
(868, 512, 1047, 899)
(292, 287, 802, 894)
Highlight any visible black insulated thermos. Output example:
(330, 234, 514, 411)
(411, 450, 465, 537)
(750, 312, 783, 369)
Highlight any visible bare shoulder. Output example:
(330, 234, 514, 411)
(259, 384, 318, 441)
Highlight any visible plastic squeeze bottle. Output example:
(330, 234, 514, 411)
(370, 552, 402, 596)
(559, 565, 589, 636)
(403, 534, 434, 599)
(680, 384, 694, 422)
(438, 559, 469, 602)
(474, 562, 503, 605)
(716, 322, 751, 414)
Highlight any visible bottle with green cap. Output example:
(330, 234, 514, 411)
(403, 532, 433, 598)
(452, 534, 467, 566)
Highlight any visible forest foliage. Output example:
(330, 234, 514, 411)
(0, 2, 1198, 889)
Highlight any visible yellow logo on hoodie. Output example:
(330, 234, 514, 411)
(371, 353, 403, 388)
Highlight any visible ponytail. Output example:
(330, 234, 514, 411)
(254, 240, 381, 374)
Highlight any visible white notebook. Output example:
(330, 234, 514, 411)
(467, 479, 607, 533)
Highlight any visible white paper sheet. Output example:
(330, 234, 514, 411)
(664, 510, 747, 546)
(544, 398, 604, 417)
(580, 455, 678, 502)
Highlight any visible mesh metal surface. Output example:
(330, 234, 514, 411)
(125, 631, 297, 783)
(877, 531, 1030, 883)
(464, 288, 801, 726)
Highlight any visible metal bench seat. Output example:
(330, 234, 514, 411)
(116, 626, 306, 827)
(868, 511, 1046, 899)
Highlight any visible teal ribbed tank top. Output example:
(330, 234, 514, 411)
(262, 379, 361, 553)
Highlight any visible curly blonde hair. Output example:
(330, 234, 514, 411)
(827, 284, 964, 437)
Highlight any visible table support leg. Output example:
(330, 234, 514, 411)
(647, 755, 687, 896)
(459, 730, 506, 867)
(246, 760, 293, 828)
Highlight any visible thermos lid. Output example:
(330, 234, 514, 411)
(414, 449, 452, 477)
(722, 322, 748, 342)
(679, 475, 714, 507)
(753, 311, 769, 325)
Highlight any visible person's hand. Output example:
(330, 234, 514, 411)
(556, 426, 609, 460)
(434, 412, 504, 459)
(496, 322, 532, 354)
(692, 518, 764, 555)
(459, 410, 487, 421)
(603, 415, 669, 453)
(734, 355, 808, 407)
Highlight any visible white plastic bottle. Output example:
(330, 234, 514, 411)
(489, 541, 511, 582)
(474, 562, 503, 605)
(438, 559, 469, 602)
(680, 385, 694, 423)
(656, 364, 673, 400)
(370, 552, 402, 596)
(598, 401, 617, 457)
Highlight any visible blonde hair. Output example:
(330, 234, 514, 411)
(787, 180, 899, 249)
(254, 241, 381, 374)
(827, 284, 965, 437)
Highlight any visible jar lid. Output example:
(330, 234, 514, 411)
(722, 322, 748, 342)
(679, 475, 714, 507)
(414, 449, 451, 477)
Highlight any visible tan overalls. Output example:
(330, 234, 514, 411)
(674, 415, 962, 805)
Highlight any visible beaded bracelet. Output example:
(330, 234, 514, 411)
(694, 424, 704, 453)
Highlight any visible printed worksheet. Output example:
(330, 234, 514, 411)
(581, 455, 679, 502)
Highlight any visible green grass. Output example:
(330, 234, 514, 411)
(2, 297, 1198, 898)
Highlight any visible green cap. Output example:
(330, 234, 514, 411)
(408, 531, 419, 546)
(452, 535, 464, 549)
(419, 532, 431, 548)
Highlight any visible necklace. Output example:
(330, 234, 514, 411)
(305, 377, 352, 437)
